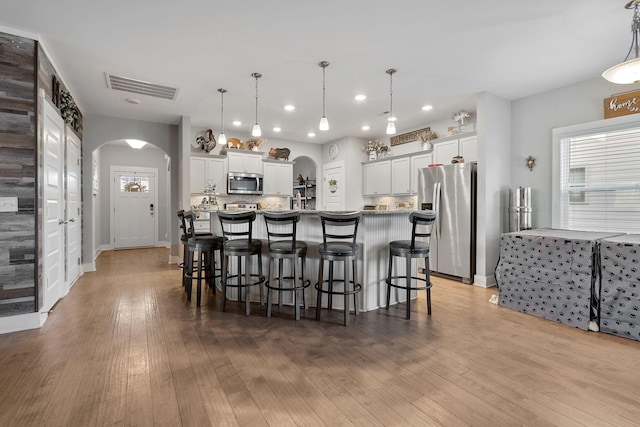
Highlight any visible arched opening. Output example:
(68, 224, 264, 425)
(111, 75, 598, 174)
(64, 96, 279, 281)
(291, 155, 319, 210)
(89, 139, 172, 259)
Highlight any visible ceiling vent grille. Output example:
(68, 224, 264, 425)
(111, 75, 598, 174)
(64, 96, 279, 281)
(105, 73, 179, 100)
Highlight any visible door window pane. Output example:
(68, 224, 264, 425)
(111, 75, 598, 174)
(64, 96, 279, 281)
(120, 175, 149, 193)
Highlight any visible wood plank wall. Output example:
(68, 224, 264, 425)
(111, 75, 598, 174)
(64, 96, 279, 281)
(0, 32, 37, 316)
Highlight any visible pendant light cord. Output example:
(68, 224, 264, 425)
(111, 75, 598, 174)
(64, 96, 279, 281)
(255, 75, 259, 125)
(220, 90, 225, 133)
(322, 65, 326, 116)
(389, 72, 393, 119)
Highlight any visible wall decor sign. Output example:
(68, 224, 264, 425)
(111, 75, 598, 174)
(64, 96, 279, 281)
(604, 90, 640, 119)
(390, 127, 431, 146)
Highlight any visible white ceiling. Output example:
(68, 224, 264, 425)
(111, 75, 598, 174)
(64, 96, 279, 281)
(1, 0, 632, 144)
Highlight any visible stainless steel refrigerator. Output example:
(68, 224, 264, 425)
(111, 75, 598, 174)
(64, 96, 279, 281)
(418, 162, 476, 283)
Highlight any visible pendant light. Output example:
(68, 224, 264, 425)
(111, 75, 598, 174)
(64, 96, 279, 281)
(603, 1, 640, 84)
(217, 88, 227, 146)
(251, 72, 262, 137)
(318, 61, 330, 131)
(385, 68, 397, 135)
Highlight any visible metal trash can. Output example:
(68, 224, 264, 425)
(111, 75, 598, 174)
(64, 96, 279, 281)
(509, 187, 532, 232)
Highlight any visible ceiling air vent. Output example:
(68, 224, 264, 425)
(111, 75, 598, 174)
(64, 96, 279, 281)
(105, 73, 179, 100)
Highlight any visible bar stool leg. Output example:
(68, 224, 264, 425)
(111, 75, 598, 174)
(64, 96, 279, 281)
(352, 257, 359, 316)
(244, 255, 251, 316)
(343, 258, 350, 326)
(405, 255, 412, 320)
(293, 256, 300, 321)
(328, 261, 334, 310)
(425, 256, 432, 315)
(266, 256, 273, 318)
(386, 250, 393, 310)
(278, 258, 284, 312)
(258, 252, 264, 306)
(316, 259, 324, 320)
(301, 255, 308, 309)
(220, 254, 228, 312)
(197, 249, 204, 307)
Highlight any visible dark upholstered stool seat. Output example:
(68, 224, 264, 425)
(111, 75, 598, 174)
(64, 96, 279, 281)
(315, 211, 362, 326)
(218, 211, 265, 316)
(386, 210, 436, 320)
(263, 211, 309, 321)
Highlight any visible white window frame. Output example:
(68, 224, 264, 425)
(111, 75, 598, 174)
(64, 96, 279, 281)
(552, 114, 640, 229)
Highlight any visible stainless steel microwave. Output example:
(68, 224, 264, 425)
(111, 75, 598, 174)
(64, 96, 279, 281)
(227, 172, 263, 195)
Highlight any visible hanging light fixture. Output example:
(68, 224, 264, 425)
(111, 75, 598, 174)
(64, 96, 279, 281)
(251, 72, 262, 137)
(318, 61, 330, 131)
(125, 139, 146, 149)
(385, 68, 397, 135)
(217, 88, 227, 146)
(603, 1, 640, 84)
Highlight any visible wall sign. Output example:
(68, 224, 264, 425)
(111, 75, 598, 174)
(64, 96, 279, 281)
(390, 127, 431, 146)
(604, 90, 640, 119)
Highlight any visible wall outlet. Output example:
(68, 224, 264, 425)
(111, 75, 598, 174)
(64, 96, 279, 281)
(0, 197, 18, 212)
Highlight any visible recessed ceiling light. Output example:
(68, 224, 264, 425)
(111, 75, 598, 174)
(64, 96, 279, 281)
(273, 127, 281, 132)
(355, 94, 366, 101)
(307, 132, 316, 137)
(361, 125, 370, 131)
(125, 98, 140, 104)
(421, 105, 433, 111)
(232, 120, 242, 126)
(284, 105, 295, 111)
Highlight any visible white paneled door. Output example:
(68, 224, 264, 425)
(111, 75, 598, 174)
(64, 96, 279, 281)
(65, 127, 81, 290)
(111, 167, 157, 249)
(322, 161, 345, 211)
(43, 101, 65, 312)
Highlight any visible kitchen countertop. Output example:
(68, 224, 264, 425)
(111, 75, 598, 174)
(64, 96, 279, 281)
(195, 209, 413, 215)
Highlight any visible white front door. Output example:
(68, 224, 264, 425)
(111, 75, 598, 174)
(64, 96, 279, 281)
(322, 161, 345, 211)
(111, 167, 157, 249)
(65, 127, 81, 289)
(43, 101, 65, 312)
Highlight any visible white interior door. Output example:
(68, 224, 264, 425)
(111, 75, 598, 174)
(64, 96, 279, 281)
(43, 101, 65, 312)
(111, 167, 157, 249)
(322, 161, 345, 211)
(65, 127, 81, 289)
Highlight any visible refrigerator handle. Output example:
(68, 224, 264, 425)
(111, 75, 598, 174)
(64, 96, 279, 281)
(433, 182, 441, 239)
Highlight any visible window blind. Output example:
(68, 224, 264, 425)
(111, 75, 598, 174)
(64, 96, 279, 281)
(559, 126, 640, 233)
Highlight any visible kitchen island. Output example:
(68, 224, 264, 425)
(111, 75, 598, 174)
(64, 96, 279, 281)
(208, 210, 419, 312)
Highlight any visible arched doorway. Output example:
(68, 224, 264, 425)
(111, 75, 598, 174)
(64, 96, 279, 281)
(292, 155, 318, 210)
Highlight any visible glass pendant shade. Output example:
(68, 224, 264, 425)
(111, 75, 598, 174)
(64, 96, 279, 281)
(125, 139, 146, 149)
(219, 132, 227, 146)
(319, 116, 329, 131)
(251, 73, 262, 137)
(218, 88, 227, 146)
(603, 57, 640, 84)
(252, 124, 262, 137)
(603, 2, 640, 84)
(386, 120, 396, 135)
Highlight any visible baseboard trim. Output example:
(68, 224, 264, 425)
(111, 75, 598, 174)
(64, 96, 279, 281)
(473, 274, 497, 288)
(168, 255, 180, 264)
(0, 312, 46, 335)
(157, 240, 170, 248)
(83, 262, 96, 272)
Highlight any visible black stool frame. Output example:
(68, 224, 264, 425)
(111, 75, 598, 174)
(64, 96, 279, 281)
(218, 211, 265, 316)
(263, 211, 310, 320)
(386, 210, 436, 319)
(315, 211, 362, 326)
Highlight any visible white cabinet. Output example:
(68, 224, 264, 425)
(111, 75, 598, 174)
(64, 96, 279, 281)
(410, 152, 432, 194)
(391, 157, 411, 195)
(190, 157, 226, 194)
(433, 136, 478, 164)
(459, 136, 478, 163)
(227, 151, 263, 174)
(263, 162, 293, 196)
(433, 140, 459, 165)
(363, 161, 391, 196)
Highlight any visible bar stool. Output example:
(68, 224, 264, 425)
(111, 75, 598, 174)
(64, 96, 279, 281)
(182, 211, 225, 306)
(263, 211, 310, 320)
(386, 210, 436, 319)
(315, 211, 362, 326)
(218, 211, 265, 316)
(177, 210, 212, 288)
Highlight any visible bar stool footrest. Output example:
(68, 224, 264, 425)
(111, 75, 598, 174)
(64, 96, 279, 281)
(315, 279, 362, 296)
(386, 275, 432, 292)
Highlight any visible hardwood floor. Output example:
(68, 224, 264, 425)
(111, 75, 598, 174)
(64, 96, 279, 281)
(1, 247, 639, 426)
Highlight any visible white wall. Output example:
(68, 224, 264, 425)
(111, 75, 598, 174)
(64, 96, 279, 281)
(511, 76, 637, 228)
(97, 144, 170, 247)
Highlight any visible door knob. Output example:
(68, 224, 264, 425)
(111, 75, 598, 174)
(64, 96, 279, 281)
(58, 219, 65, 225)
(69, 218, 75, 222)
